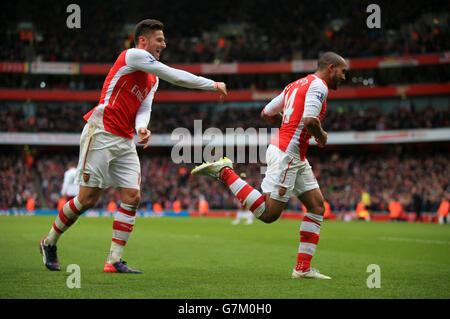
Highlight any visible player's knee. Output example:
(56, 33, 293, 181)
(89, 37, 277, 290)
(259, 210, 281, 224)
(78, 193, 99, 209)
(309, 203, 325, 216)
(122, 190, 141, 207)
(259, 214, 279, 224)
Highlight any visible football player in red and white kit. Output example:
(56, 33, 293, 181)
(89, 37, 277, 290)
(40, 19, 227, 273)
(192, 52, 347, 279)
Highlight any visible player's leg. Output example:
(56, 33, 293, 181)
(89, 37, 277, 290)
(107, 187, 140, 265)
(40, 125, 105, 271)
(294, 188, 325, 270)
(40, 187, 102, 271)
(104, 142, 142, 273)
(46, 186, 101, 244)
(193, 160, 287, 223)
(291, 162, 330, 279)
(292, 188, 330, 279)
(192, 158, 268, 219)
(191, 146, 292, 223)
(259, 193, 286, 223)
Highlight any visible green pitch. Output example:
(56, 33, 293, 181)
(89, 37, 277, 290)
(0, 215, 449, 299)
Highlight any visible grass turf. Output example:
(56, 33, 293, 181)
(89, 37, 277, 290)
(0, 215, 449, 299)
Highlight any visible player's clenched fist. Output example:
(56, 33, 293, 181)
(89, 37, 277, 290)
(215, 82, 227, 100)
(315, 131, 327, 148)
(137, 127, 151, 149)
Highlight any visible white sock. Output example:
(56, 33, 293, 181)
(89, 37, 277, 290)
(108, 241, 125, 264)
(108, 203, 137, 263)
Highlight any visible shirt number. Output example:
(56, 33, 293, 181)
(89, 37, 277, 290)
(283, 88, 298, 124)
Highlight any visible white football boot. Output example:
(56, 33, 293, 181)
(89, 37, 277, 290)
(191, 157, 233, 180)
(292, 268, 331, 280)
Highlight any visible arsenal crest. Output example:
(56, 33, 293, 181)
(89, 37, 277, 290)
(83, 172, 90, 183)
(279, 186, 287, 197)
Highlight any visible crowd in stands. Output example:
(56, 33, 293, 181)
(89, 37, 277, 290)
(0, 102, 90, 133)
(2, 149, 448, 220)
(1, 102, 449, 134)
(1, 0, 448, 63)
(0, 153, 39, 210)
(34, 152, 75, 210)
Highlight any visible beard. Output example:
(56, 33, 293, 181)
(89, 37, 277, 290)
(331, 73, 341, 90)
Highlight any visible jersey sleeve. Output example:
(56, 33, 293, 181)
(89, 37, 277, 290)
(125, 48, 217, 91)
(262, 91, 285, 116)
(303, 79, 328, 118)
(135, 78, 159, 132)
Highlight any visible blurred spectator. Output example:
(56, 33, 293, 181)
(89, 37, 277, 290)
(323, 200, 331, 219)
(389, 198, 406, 221)
(198, 197, 209, 216)
(437, 195, 449, 224)
(356, 201, 371, 221)
(412, 186, 424, 222)
(107, 200, 118, 213)
(26, 196, 36, 211)
(153, 202, 163, 213)
(173, 199, 182, 213)
(57, 197, 67, 211)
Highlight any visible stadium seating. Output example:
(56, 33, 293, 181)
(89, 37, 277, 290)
(0, 0, 448, 220)
(2, 1, 448, 63)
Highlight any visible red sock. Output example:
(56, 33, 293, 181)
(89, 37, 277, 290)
(296, 212, 323, 272)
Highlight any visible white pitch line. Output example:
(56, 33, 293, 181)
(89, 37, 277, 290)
(379, 236, 450, 245)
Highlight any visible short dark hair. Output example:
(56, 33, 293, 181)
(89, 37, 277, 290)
(134, 19, 164, 45)
(317, 51, 345, 70)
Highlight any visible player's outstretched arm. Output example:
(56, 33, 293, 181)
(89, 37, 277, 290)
(126, 49, 227, 99)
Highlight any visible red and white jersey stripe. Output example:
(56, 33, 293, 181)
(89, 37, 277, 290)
(264, 74, 328, 160)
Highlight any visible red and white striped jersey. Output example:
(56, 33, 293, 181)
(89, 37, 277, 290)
(263, 74, 328, 160)
(84, 48, 217, 139)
